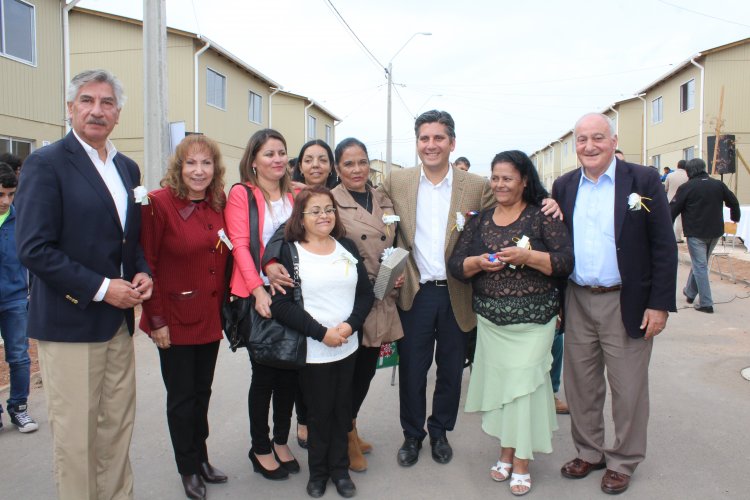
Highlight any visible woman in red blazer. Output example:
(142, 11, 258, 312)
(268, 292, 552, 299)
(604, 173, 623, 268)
(225, 129, 300, 481)
(139, 134, 229, 500)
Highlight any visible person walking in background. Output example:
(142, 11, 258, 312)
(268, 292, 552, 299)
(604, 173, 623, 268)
(139, 135, 229, 500)
(225, 129, 300, 481)
(665, 160, 689, 243)
(331, 138, 405, 472)
(0, 163, 37, 433)
(15, 69, 152, 500)
(552, 112, 677, 495)
(670, 158, 740, 313)
(270, 186, 374, 498)
(449, 150, 573, 496)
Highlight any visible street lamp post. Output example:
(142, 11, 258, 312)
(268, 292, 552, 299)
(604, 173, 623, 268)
(385, 32, 431, 177)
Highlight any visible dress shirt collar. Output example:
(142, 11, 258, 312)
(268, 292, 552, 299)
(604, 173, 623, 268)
(579, 156, 616, 187)
(419, 164, 453, 189)
(71, 129, 117, 163)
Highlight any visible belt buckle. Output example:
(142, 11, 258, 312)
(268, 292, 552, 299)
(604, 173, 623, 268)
(435, 280, 448, 287)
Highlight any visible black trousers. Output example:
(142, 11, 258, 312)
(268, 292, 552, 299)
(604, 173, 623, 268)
(351, 344, 380, 419)
(294, 380, 308, 425)
(248, 358, 297, 454)
(302, 352, 357, 482)
(158, 341, 220, 475)
(397, 282, 467, 441)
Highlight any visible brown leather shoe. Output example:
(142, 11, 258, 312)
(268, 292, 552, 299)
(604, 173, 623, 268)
(601, 469, 630, 494)
(560, 458, 606, 479)
(554, 396, 569, 415)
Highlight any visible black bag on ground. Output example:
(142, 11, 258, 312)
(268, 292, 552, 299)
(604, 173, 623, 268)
(221, 184, 260, 351)
(247, 242, 306, 369)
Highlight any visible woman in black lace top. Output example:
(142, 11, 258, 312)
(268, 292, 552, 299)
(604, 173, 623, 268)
(448, 150, 572, 496)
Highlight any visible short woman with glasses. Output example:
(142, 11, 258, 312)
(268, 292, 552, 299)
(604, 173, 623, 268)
(225, 129, 299, 481)
(270, 186, 374, 498)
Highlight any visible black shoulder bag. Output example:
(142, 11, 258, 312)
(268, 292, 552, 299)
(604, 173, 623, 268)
(221, 184, 260, 351)
(247, 242, 307, 369)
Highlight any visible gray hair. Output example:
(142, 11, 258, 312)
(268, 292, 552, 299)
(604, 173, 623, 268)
(66, 69, 127, 109)
(415, 110, 456, 139)
(574, 112, 616, 137)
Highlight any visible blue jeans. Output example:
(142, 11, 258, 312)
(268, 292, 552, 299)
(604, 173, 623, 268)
(550, 329, 564, 393)
(0, 299, 31, 411)
(685, 237, 719, 308)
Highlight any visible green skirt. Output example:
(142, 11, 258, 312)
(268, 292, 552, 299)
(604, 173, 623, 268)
(465, 315, 557, 460)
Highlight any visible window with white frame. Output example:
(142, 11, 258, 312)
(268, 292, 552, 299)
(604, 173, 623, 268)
(683, 146, 695, 161)
(680, 79, 695, 112)
(0, 135, 33, 160)
(325, 125, 332, 144)
(307, 115, 317, 140)
(248, 91, 262, 123)
(651, 97, 663, 124)
(1, 0, 36, 65)
(563, 141, 568, 157)
(206, 68, 226, 110)
(652, 154, 661, 169)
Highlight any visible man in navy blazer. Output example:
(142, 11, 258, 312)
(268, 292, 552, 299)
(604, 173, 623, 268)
(15, 69, 152, 500)
(552, 113, 676, 495)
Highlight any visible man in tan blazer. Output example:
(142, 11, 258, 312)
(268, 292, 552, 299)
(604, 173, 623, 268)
(380, 110, 493, 467)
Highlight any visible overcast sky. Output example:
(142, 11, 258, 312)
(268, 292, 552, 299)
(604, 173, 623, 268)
(77, 0, 750, 176)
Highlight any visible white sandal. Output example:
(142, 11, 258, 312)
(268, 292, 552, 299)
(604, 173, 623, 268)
(510, 473, 531, 496)
(490, 461, 513, 482)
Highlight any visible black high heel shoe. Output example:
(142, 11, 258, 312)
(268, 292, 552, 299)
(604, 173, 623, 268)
(248, 450, 289, 481)
(273, 445, 301, 474)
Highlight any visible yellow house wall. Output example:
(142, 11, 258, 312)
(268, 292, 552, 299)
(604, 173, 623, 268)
(612, 100, 644, 164)
(645, 65, 701, 168)
(0, 0, 65, 148)
(703, 43, 750, 203)
(272, 93, 306, 157)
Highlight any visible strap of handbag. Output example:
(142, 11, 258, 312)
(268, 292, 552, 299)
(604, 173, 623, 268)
(222, 183, 262, 305)
(288, 241, 302, 305)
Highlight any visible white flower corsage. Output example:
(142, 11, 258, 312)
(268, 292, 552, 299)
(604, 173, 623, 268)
(627, 193, 651, 212)
(454, 212, 466, 232)
(382, 213, 400, 238)
(216, 228, 233, 252)
(335, 250, 359, 276)
(133, 186, 149, 205)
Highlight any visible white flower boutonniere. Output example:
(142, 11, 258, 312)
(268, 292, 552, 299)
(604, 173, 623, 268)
(134, 186, 149, 205)
(454, 212, 466, 232)
(627, 193, 651, 212)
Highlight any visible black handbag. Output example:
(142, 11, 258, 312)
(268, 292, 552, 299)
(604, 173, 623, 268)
(221, 184, 260, 352)
(247, 242, 307, 369)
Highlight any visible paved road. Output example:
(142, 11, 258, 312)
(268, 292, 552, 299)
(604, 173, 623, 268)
(2, 264, 749, 499)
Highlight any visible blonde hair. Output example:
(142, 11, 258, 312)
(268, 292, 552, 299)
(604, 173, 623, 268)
(161, 135, 226, 211)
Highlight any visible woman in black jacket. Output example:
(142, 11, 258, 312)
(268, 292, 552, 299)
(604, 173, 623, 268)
(270, 185, 374, 498)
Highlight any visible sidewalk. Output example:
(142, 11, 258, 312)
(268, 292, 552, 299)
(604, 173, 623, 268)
(2, 265, 749, 499)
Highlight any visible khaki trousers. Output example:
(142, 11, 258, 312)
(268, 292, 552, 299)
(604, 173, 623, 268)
(38, 323, 136, 500)
(563, 284, 653, 476)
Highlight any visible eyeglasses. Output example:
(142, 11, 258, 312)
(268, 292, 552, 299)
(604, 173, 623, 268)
(302, 207, 336, 217)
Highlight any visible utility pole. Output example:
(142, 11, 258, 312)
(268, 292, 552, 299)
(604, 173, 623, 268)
(143, 0, 169, 189)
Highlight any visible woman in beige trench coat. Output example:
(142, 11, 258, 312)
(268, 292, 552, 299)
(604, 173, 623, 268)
(331, 137, 405, 473)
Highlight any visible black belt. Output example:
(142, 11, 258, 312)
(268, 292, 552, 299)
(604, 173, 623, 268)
(422, 279, 448, 287)
(573, 282, 622, 294)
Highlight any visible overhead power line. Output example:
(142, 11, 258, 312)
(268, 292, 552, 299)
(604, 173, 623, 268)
(322, 0, 385, 74)
(657, 0, 750, 29)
